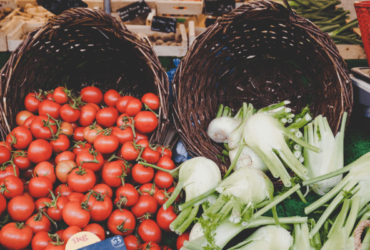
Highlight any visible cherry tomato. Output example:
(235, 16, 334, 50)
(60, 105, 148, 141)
(111, 127, 134, 145)
(55, 184, 73, 197)
(157, 206, 177, 232)
(141, 148, 160, 164)
(83, 124, 103, 144)
(102, 161, 126, 188)
(135, 132, 149, 142)
(34, 161, 56, 183)
(83, 223, 105, 241)
(8, 196, 35, 221)
(134, 111, 158, 134)
(0, 164, 19, 183)
(132, 164, 154, 184)
(72, 141, 92, 155)
(0, 141, 12, 151)
(76, 148, 104, 172)
(62, 226, 81, 242)
(25, 92, 44, 113)
(26, 211, 51, 234)
(35, 197, 52, 212)
(0, 222, 33, 250)
(141, 93, 160, 111)
(56, 160, 77, 183)
(137, 139, 149, 149)
(0, 193, 6, 217)
(139, 183, 158, 196)
(92, 183, 113, 198)
(138, 219, 162, 244)
(156, 146, 172, 158)
(94, 132, 119, 154)
(154, 171, 173, 189)
(62, 201, 91, 228)
(45, 241, 65, 250)
(67, 192, 84, 203)
(104, 89, 121, 107)
(73, 127, 85, 141)
(124, 235, 140, 250)
(22, 191, 35, 202)
(56, 230, 64, 239)
(16, 110, 34, 126)
(142, 242, 161, 250)
(29, 176, 53, 198)
(32, 231, 52, 250)
(55, 151, 76, 164)
(24, 115, 37, 129)
(38, 100, 61, 119)
(0, 146, 10, 165)
(126, 98, 142, 117)
(121, 141, 140, 161)
(82, 191, 113, 221)
(13, 150, 31, 170)
(116, 96, 134, 113)
(80, 86, 103, 104)
(176, 233, 190, 250)
(157, 157, 175, 170)
(0, 175, 24, 199)
(59, 122, 74, 136)
(53, 87, 69, 104)
(79, 105, 97, 127)
(45, 92, 54, 101)
(6, 126, 33, 149)
(30, 116, 57, 140)
(161, 246, 173, 250)
(50, 134, 70, 153)
(70, 122, 78, 129)
(86, 103, 101, 111)
(107, 209, 136, 236)
(153, 189, 170, 206)
(96, 107, 119, 128)
(60, 104, 80, 123)
(114, 183, 139, 208)
(131, 195, 158, 218)
(46, 196, 69, 222)
(116, 113, 132, 127)
(68, 168, 96, 193)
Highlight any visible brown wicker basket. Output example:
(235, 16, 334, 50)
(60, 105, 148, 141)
(0, 8, 170, 143)
(172, 0, 352, 173)
(355, 220, 370, 250)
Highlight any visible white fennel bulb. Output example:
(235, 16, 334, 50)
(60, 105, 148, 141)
(229, 146, 268, 172)
(207, 117, 242, 143)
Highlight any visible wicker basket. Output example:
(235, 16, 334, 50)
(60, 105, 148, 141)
(172, 0, 352, 173)
(355, 220, 370, 250)
(0, 8, 170, 143)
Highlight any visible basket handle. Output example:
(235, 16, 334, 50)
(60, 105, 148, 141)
(354, 220, 370, 250)
(282, 0, 292, 12)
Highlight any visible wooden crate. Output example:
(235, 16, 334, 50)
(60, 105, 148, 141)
(156, 0, 203, 16)
(126, 24, 188, 56)
(15, 0, 36, 8)
(111, 0, 157, 12)
(0, 18, 23, 51)
(7, 21, 43, 51)
(84, 0, 104, 10)
(337, 44, 366, 60)
(188, 20, 206, 47)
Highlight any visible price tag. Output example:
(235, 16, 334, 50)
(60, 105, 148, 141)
(204, 0, 235, 16)
(65, 232, 101, 250)
(117, 0, 151, 23)
(151, 16, 177, 33)
(76, 235, 127, 250)
(37, 0, 88, 15)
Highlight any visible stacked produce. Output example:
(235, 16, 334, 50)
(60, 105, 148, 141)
(0, 86, 183, 250)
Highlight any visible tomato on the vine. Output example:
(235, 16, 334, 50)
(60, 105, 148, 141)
(94, 131, 119, 154)
(141, 93, 160, 111)
(82, 191, 113, 221)
(138, 219, 162, 244)
(30, 116, 57, 140)
(126, 98, 142, 117)
(62, 226, 81, 242)
(154, 171, 173, 189)
(25, 211, 52, 234)
(73, 127, 85, 141)
(0, 175, 24, 199)
(32, 231, 52, 250)
(96, 107, 119, 128)
(72, 141, 92, 155)
(67, 192, 85, 203)
(59, 122, 74, 136)
(53, 87, 69, 104)
(16, 110, 33, 126)
(121, 141, 140, 161)
(13, 150, 31, 170)
(56, 160, 76, 183)
(139, 183, 158, 196)
(27, 139, 52, 164)
(68, 167, 96, 193)
(102, 161, 127, 188)
(141, 242, 161, 250)
(141, 148, 160, 164)
(176, 233, 190, 250)
(0, 222, 33, 250)
(55, 151, 76, 164)
(0, 193, 6, 217)
(8, 196, 35, 221)
(35, 197, 52, 212)
(111, 127, 134, 145)
(76, 148, 104, 172)
(134, 132, 149, 142)
(116, 113, 132, 127)
(24, 115, 37, 129)
(83, 124, 103, 144)
(132, 164, 154, 184)
(156, 146, 172, 158)
(55, 184, 73, 197)
(157, 206, 177, 232)
(107, 209, 136, 236)
(38, 100, 61, 119)
(131, 195, 158, 218)
(80, 86, 103, 104)
(6, 126, 33, 149)
(62, 201, 91, 228)
(114, 183, 139, 208)
(0, 146, 10, 165)
(79, 105, 97, 127)
(25, 92, 44, 113)
(124, 235, 140, 250)
(134, 111, 158, 134)
(153, 189, 170, 206)
(116, 96, 134, 113)
(0, 164, 19, 183)
(34, 161, 56, 183)
(29, 176, 53, 198)
(157, 156, 175, 170)
(60, 104, 81, 123)
(50, 134, 70, 153)
(104, 89, 121, 107)
(83, 223, 105, 241)
(92, 183, 113, 198)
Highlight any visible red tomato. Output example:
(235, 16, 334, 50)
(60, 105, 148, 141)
(111, 127, 134, 145)
(13, 150, 31, 170)
(73, 127, 85, 141)
(68, 168, 96, 193)
(26, 212, 51, 234)
(38, 100, 61, 119)
(92, 183, 113, 198)
(104, 89, 121, 107)
(0, 146, 10, 165)
(55, 184, 73, 197)
(6, 126, 33, 149)
(83, 124, 103, 144)
(0, 175, 24, 199)
(70, 122, 78, 129)
(176, 233, 190, 250)
(107, 209, 136, 236)
(79, 105, 97, 127)
(60, 104, 80, 123)
(124, 235, 140, 250)
(60, 122, 74, 136)
(29, 176, 53, 198)
(139, 183, 158, 197)
(8, 196, 35, 221)
(25, 92, 44, 113)
(76, 148, 104, 172)
(35, 197, 52, 212)
(141, 148, 160, 164)
(121, 141, 140, 161)
(62, 201, 91, 228)
(142, 242, 161, 250)
(116, 96, 134, 113)
(0, 141, 12, 151)
(114, 183, 139, 208)
(0, 222, 33, 249)
(153, 189, 170, 206)
(56, 160, 77, 183)
(96, 107, 119, 128)
(56, 230, 64, 239)
(23, 115, 37, 129)
(156, 146, 172, 158)
(132, 164, 154, 184)
(30, 116, 57, 140)
(72, 141, 92, 155)
(16, 110, 34, 126)
(157, 206, 177, 231)
(45, 242, 65, 250)
(82, 191, 113, 221)
(47, 196, 70, 222)
(168, 186, 181, 203)
(141, 93, 160, 111)
(131, 195, 158, 218)
(161, 246, 173, 250)
(55, 151, 76, 164)
(34, 161, 56, 183)
(137, 139, 149, 149)
(94, 132, 119, 154)
(154, 171, 173, 189)
(22, 191, 35, 202)
(135, 132, 149, 142)
(0, 164, 19, 183)
(62, 226, 81, 242)
(32, 231, 52, 250)
(67, 192, 84, 203)
(116, 113, 132, 127)
(138, 219, 162, 244)
(86, 103, 101, 111)
(0, 193, 6, 217)
(45, 92, 54, 101)
(50, 134, 70, 153)
(134, 111, 158, 134)
(126, 98, 142, 117)
(80, 86, 103, 104)
(102, 161, 127, 188)
(83, 223, 105, 241)
(53, 87, 69, 104)
(157, 157, 175, 170)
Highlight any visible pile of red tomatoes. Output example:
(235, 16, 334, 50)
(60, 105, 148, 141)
(0, 86, 189, 250)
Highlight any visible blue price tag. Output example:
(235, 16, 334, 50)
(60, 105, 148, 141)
(77, 236, 127, 250)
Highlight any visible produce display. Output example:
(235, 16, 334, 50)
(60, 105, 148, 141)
(0, 86, 182, 250)
(148, 32, 183, 47)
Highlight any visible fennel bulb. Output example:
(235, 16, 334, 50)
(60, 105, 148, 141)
(229, 146, 268, 172)
(207, 117, 242, 143)
(291, 223, 317, 250)
(304, 113, 347, 196)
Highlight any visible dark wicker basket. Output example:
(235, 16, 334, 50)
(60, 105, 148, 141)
(172, 0, 352, 173)
(0, 8, 170, 144)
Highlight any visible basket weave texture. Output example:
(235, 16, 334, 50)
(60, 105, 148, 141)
(0, 8, 170, 143)
(172, 0, 353, 173)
